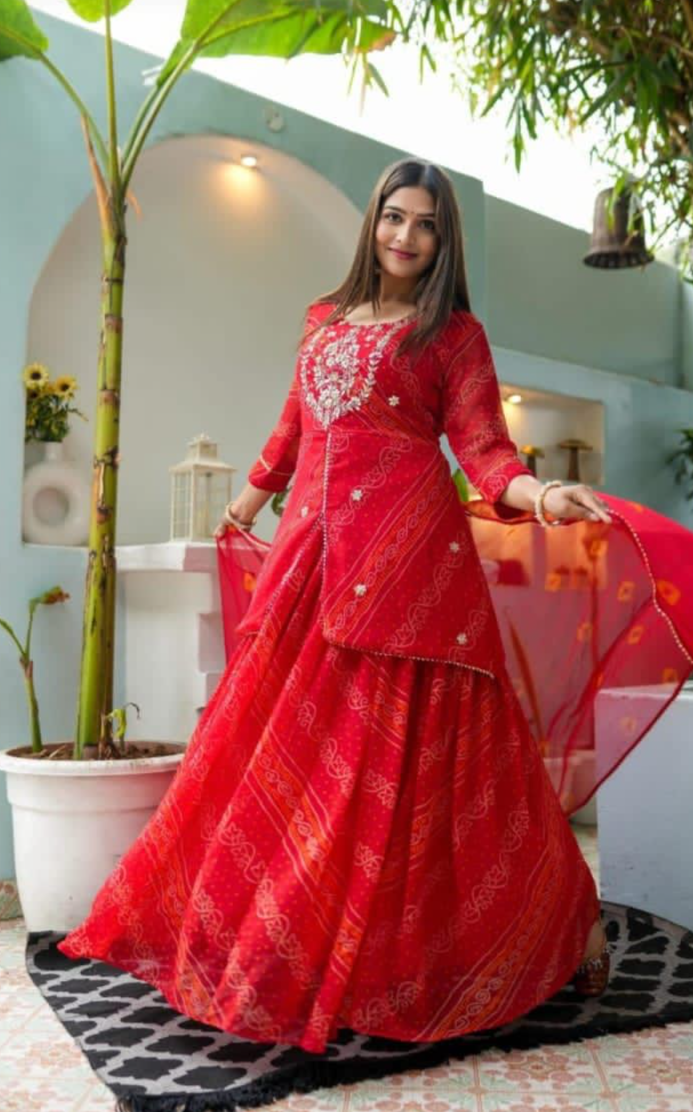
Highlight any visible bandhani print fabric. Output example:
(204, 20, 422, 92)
(58, 305, 693, 1054)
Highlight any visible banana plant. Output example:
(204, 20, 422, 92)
(0, 0, 392, 758)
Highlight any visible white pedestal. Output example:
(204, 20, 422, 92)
(116, 542, 225, 745)
(596, 684, 693, 930)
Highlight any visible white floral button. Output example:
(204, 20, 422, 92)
(300, 505, 308, 517)
(351, 489, 364, 501)
(456, 632, 468, 645)
(388, 395, 400, 407)
(449, 541, 460, 552)
(354, 583, 367, 596)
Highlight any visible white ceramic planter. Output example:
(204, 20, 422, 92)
(0, 742, 185, 932)
(22, 441, 90, 545)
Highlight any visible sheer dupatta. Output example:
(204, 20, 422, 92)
(217, 492, 693, 817)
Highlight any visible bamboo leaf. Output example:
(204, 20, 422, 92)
(64, 0, 136, 21)
(366, 58, 388, 94)
(0, 0, 48, 62)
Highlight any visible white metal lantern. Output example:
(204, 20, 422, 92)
(169, 434, 236, 541)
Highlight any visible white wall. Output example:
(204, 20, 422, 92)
(26, 134, 362, 544)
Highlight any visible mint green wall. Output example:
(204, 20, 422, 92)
(485, 196, 693, 521)
(0, 11, 691, 880)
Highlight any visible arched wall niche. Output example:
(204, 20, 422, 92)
(26, 133, 363, 544)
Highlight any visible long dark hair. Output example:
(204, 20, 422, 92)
(304, 158, 472, 356)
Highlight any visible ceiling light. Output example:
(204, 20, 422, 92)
(240, 154, 258, 168)
(507, 393, 523, 405)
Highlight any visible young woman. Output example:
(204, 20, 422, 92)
(59, 158, 688, 1055)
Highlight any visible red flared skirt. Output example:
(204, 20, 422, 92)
(58, 515, 599, 1054)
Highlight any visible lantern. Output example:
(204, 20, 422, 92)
(169, 434, 236, 541)
(583, 185, 654, 269)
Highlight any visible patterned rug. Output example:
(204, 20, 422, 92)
(26, 902, 693, 1112)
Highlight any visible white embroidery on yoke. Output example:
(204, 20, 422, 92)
(299, 320, 399, 428)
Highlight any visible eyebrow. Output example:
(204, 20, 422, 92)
(383, 204, 436, 218)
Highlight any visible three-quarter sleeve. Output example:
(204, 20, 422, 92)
(246, 370, 302, 492)
(246, 308, 313, 492)
(441, 319, 533, 503)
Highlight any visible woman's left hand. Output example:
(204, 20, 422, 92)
(543, 483, 612, 524)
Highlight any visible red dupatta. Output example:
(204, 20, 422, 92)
(217, 492, 693, 817)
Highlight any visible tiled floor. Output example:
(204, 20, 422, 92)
(2, 825, 693, 1112)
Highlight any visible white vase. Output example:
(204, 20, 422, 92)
(22, 441, 90, 546)
(0, 741, 186, 932)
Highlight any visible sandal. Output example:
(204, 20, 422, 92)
(571, 936, 610, 997)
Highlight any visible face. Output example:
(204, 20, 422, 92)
(374, 185, 439, 287)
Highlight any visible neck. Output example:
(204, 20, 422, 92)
(377, 274, 418, 305)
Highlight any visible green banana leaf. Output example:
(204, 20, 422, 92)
(157, 0, 390, 87)
(0, 0, 48, 62)
(64, 0, 136, 20)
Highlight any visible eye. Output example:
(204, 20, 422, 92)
(383, 211, 400, 222)
(421, 219, 436, 232)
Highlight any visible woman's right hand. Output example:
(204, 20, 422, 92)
(213, 516, 234, 539)
(214, 503, 253, 539)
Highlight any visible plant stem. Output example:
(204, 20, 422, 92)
(121, 4, 256, 189)
(75, 217, 126, 757)
(21, 658, 42, 753)
(103, 1, 121, 193)
(0, 618, 26, 659)
(121, 42, 198, 190)
(40, 54, 110, 171)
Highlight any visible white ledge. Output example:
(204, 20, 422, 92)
(116, 541, 218, 573)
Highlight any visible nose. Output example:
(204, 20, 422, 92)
(395, 222, 416, 247)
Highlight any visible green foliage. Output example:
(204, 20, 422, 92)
(0, 0, 48, 61)
(156, 0, 391, 88)
(0, 587, 71, 753)
(180, 0, 388, 39)
(445, 0, 693, 273)
(64, 0, 136, 21)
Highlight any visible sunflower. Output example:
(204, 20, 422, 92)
(53, 375, 78, 398)
(22, 363, 49, 390)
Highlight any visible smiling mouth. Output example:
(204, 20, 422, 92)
(390, 248, 417, 259)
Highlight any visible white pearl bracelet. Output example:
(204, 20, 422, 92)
(534, 479, 563, 528)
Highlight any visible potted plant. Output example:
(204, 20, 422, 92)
(0, 590, 185, 930)
(0, 0, 392, 931)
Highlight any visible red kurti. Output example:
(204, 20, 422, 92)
(59, 302, 693, 1054)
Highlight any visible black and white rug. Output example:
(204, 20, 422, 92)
(26, 902, 693, 1112)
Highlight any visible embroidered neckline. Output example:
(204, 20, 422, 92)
(337, 311, 417, 329)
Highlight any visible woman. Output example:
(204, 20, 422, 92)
(59, 158, 632, 1054)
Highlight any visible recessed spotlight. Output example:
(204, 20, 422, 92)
(507, 393, 523, 405)
(240, 154, 258, 168)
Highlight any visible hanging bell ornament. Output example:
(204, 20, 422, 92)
(583, 186, 654, 269)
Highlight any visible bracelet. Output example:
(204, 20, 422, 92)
(534, 480, 563, 528)
(224, 503, 257, 532)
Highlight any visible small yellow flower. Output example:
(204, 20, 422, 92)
(22, 363, 49, 390)
(53, 375, 78, 398)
